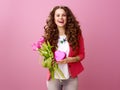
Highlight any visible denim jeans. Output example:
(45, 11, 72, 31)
(46, 76, 78, 90)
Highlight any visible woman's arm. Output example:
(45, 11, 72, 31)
(57, 36, 85, 64)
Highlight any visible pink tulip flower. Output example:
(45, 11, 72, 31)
(38, 36, 45, 43)
(32, 36, 45, 51)
(32, 42, 38, 51)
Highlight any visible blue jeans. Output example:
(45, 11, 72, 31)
(46, 77, 78, 90)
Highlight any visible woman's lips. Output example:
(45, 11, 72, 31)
(58, 20, 64, 23)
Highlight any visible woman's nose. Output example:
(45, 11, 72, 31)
(59, 15, 63, 19)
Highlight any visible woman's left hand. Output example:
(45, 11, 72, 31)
(56, 58, 68, 64)
(56, 57, 72, 64)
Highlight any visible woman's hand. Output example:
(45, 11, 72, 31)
(56, 58, 69, 64)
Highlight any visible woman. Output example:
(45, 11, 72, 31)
(44, 6, 85, 90)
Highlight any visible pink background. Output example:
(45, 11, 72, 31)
(0, 0, 120, 90)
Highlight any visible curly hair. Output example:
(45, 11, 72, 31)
(44, 6, 82, 50)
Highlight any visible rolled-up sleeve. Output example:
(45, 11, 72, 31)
(78, 35, 85, 61)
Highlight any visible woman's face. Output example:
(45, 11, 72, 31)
(54, 8, 67, 28)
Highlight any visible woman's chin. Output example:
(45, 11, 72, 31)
(57, 25, 65, 28)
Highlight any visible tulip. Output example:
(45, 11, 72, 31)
(32, 43, 38, 51)
(39, 36, 45, 43)
(32, 37, 65, 79)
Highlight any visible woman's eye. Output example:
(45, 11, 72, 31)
(56, 14, 66, 17)
(62, 14, 66, 16)
(56, 14, 60, 17)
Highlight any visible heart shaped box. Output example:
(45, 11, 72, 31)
(54, 50, 66, 61)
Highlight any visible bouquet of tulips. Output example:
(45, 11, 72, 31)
(32, 36, 66, 79)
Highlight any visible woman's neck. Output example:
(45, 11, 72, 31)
(58, 27, 65, 36)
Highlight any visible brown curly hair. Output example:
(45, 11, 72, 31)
(44, 6, 82, 50)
